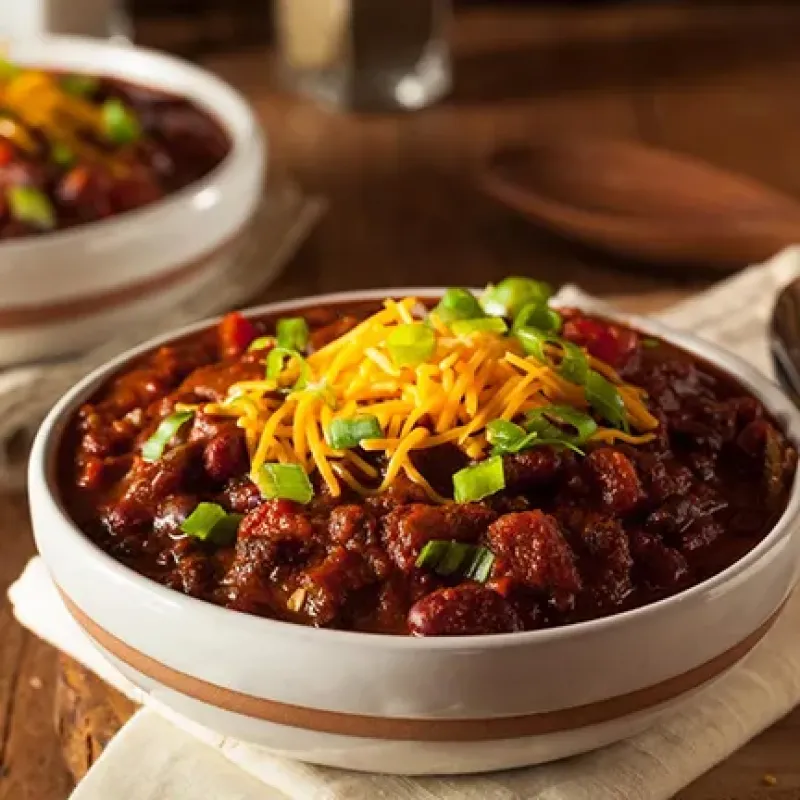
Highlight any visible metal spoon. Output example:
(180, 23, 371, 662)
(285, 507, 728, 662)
(770, 277, 800, 405)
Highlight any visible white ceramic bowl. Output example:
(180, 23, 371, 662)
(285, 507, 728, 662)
(0, 36, 265, 367)
(28, 290, 800, 775)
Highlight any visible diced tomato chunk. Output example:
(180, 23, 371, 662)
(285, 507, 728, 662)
(563, 317, 640, 370)
(0, 140, 14, 168)
(218, 311, 257, 358)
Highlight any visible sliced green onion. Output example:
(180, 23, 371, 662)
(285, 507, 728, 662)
(438, 542, 472, 575)
(387, 323, 436, 367)
(326, 415, 382, 449)
(486, 418, 585, 456)
(0, 59, 20, 82)
(453, 455, 505, 503)
(141, 410, 194, 462)
(51, 142, 75, 168)
(300, 378, 337, 407)
(513, 302, 562, 334)
(247, 335, 275, 352)
(102, 98, 141, 145)
(486, 419, 528, 452)
(415, 540, 448, 569)
(182, 502, 225, 537)
(585, 371, 627, 430)
(432, 288, 484, 323)
(481, 277, 554, 318)
(266, 347, 311, 388)
(180, 502, 242, 545)
(487, 420, 543, 455)
(496, 430, 538, 456)
(415, 540, 495, 583)
(451, 317, 508, 337)
(276, 317, 309, 351)
(524, 438, 585, 456)
(255, 463, 314, 504)
(517, 328, 588, 385)
(526, 405, 598, 444)
(207, 513, 243, 544)
(467, 549, 496, 582)
(7, 186, 55, 230)
(60, 74, 99, 97)
(642, 338, 660, 349)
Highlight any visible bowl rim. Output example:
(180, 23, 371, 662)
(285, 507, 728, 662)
(0, 34, 263, 260)
(29, 287, 800, 652)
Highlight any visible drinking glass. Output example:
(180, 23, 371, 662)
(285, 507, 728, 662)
(274, 0, 451, 111)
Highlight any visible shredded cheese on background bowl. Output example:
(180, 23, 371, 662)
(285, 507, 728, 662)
(0, 62, 140, 172)
(194, 279, 660, 505)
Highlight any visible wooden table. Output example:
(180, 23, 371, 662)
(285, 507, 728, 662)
(4, 3, 800, 797)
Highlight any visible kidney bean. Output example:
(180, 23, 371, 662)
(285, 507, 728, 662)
(219, 477, 263, 514)
(153, 494, 198, 538)
(203, 430, 247, 483)
(408, 585, 522, 636)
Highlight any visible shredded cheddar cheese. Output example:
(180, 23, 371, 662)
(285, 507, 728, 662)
(202, 298, 659, 503)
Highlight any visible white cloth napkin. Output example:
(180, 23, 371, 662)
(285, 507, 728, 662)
(11, 245, 800, 800)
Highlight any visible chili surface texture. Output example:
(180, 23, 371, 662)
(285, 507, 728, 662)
(60, 297, 798, 636)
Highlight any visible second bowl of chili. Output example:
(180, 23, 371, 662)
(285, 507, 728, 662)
(0, 36, 264, 366)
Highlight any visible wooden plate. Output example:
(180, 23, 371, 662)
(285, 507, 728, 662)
(480, 138, 800, 271)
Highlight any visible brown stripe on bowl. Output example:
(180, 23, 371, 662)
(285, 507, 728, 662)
(60, 590, 782, 743)
(0, 226, 249, 330)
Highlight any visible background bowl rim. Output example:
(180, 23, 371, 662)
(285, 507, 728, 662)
(29, 287, 800, 652)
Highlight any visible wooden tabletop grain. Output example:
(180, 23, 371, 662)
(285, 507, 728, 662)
(4, 3, 800, 798)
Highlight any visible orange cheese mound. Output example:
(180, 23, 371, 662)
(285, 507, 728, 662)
(203, 298, 659, 502)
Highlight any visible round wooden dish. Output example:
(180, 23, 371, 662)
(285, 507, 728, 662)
(480, 138, 800, 271)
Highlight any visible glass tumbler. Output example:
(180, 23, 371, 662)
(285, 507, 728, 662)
(274, 0, 451, 112)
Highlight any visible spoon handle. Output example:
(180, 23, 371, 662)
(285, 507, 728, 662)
(771, 279, 800, 405)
